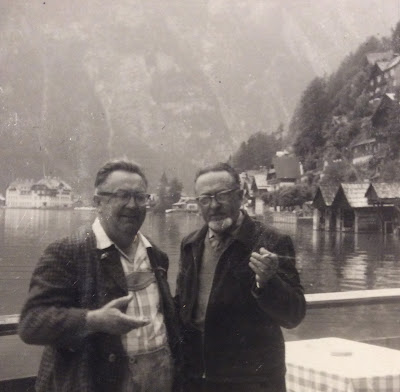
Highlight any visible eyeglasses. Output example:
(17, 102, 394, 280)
(196, 188, 240, 207)
(97, 190, 150, 206)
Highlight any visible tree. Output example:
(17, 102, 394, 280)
(232, 132, 281, 171)
(392, 21, 400, 54)
(381, 104, 400, 160)
(380, 159, 400, 182)
(169, 177, 183, 204)
(153, 173, 183, 212)
(291, 77, 329, 169)
(154, 172, 169, 213)
(279, 185, 312, 209)
(320, 160, 358, 187)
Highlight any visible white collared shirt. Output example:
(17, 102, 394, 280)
(92, 218, 167, 354)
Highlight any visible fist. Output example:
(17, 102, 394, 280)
(249, 247, 279, 288)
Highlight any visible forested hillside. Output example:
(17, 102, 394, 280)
(289, 22, 400, 185)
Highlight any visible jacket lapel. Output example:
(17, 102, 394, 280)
(97, 246, 128, 294)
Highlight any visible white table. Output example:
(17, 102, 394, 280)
(286, 337, 400, 392)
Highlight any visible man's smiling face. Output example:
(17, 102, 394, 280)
(96, 170, 147, 244)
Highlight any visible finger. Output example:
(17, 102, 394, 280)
(250, 259, 277, 276)
(249, 261, 263, 276)
(120, 314, 150, 328)
(251, 250, 276, 261)
(250, 256, 277, 269)
(106, 293, 134, 310)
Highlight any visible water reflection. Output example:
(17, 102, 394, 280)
(1, 209, 400, 315)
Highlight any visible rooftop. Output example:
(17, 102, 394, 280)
(315, 184, 338, 207)
(272, 156, 301, 180)
(340, 183, 370, 208)
(366, 50, 394, 65)
(253, 173, 268, 190)
(367, 182, 400, 200)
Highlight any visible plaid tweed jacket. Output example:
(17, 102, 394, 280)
(18, 226, 181, 392)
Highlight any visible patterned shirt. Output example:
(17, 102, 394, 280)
(92, 218, 167, 354)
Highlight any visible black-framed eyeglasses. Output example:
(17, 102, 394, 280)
(196, 188, 240, 207)
(97, 190, 150, 206)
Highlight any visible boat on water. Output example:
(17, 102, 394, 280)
(165, 197, 199, 214)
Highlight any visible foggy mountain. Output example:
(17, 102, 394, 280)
(1, 0, 398, 195)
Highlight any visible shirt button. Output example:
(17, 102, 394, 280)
(108, 353, 116, 362)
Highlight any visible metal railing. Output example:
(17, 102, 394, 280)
(1, 288, 400, 390)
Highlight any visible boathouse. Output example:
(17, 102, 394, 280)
(313, 182, 400, 233)
(312, 184, 337, 231)
(365, 182, 400, 234)
(331, 183, 377, 232)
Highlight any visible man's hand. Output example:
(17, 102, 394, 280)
(86, 293, 150, 335)
(249, 247, 279, 289)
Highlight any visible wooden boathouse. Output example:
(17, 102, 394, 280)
(313, 182, 400, 233)
(365, 182, 400, 234)
(312, 184, 337, 231)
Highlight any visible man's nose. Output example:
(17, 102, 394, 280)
(209, 197, 220, 208)
(125, 195, 137, 207)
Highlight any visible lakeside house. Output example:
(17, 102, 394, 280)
(313, 182, 400, 233)
(367, 51, 400, 102)
(350, 138, 382, 165)
(266, 154, 302, 191)
(6, 177, 73, 208)
(240, 153, 302, 216)
(365, 182, 400, 234)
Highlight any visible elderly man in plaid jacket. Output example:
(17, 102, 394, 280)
(18, 159, 181, 392)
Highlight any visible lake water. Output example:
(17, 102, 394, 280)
(2, 208, 400, 381)
(1, 208, 400, 315)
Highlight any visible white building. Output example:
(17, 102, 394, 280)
(6, 178, 73, 208)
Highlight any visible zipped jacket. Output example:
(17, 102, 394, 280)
(175, 213, 306, 384)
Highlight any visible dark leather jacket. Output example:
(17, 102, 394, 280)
(175, 213, 306, 384)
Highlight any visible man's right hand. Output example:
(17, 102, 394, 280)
(86, 293, 150, 335)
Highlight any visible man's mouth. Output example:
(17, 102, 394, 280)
(121, 213, 139, 220)
(209, 215, 226, 221)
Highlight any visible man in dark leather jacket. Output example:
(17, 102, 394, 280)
(175, 162, 306, 392)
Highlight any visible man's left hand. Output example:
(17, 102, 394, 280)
(249, 247, 279, 289)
